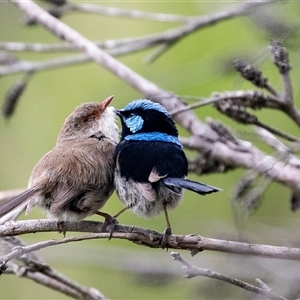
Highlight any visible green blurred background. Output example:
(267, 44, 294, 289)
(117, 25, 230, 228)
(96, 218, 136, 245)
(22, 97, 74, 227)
(1, 1, 300, 299)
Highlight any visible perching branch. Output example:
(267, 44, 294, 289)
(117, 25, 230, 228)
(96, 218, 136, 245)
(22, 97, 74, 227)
(1, 220, 300, 262)
(1, 2, 300, 298)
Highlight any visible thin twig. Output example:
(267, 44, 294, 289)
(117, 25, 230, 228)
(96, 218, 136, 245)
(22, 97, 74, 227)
(72, 3, 192, 23)
(255, 120, 300, 142)
(143, 0, 275, 61)
(170, 95, 224, 116)
(1, 236, 106, 299)
(5, 261, 82, 299)
(172, 91, 300, 142)
(171, 252, 287, 300)
(255, 127, 300, 167)
(0, 35, 156, 53)
(144, 42, 173, 64)
(1, 1, 275, 73)
(170, 90, 280, 116)
(0, 39, 159, 76)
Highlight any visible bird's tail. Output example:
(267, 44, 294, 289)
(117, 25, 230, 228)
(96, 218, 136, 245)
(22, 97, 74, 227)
(163, 177, 221, 195)
(0, 188, 36, 218)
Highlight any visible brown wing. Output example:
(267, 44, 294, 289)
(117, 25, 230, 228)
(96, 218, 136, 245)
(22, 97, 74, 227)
(29, 138, 115, 212)
(49, 182, 85, 213)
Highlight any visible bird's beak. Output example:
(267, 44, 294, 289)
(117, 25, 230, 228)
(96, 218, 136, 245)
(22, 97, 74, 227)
(114, 109, 123, 116)
(99, 95, 114, 110)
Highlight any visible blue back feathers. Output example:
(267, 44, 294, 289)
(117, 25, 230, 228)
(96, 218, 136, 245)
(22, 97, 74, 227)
(125, 132, 182, 147)
(122, 99, 170, 116)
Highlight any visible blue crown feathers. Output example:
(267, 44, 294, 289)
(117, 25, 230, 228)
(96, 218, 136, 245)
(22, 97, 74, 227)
(122, 99, 170, 116)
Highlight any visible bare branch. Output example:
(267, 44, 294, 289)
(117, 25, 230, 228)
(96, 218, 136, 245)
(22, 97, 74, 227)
(1, 220, 300, 261)
(71, 3, 191, 23)
(171, 252, 286, 300)
(141, 0, 275, 61)
(254, 120, 300, 142)
(0, 35, 158, 53)
(179, 134, 300, 192)
(6, 261, 84, 299)
(170, 90, 280, 116)
(1, 0, 276, 74)
(0, 39, 158, 76)
(1, 236, 106, 299)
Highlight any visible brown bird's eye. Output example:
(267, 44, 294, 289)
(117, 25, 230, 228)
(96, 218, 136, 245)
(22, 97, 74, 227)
(82, 109, 99, 123)
(87, 116, 95, 122)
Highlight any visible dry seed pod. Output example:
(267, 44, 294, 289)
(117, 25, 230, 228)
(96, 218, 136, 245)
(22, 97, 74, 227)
(2, 73, 32, 118)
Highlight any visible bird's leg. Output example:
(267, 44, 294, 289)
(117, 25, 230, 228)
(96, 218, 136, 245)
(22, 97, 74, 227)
(113, 207, 128, 218)
(97, 206, 132, 239)
(162, 202, 172, 249)
(96, 211, 119, 240)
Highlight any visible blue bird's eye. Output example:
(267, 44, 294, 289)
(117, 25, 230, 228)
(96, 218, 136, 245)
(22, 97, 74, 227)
(125, 114, 144, 133)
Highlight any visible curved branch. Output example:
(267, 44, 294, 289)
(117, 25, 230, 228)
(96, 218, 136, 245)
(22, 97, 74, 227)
(1, 236, 106, 299)
(171, 252, 286, 300)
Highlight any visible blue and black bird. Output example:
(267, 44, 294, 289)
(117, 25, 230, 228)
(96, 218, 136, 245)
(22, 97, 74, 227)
(114, 99, 221, 237)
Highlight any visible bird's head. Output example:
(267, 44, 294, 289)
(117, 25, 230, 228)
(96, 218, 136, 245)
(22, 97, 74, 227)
(57, 95, 118, 143)
(115, 99, 178, 139)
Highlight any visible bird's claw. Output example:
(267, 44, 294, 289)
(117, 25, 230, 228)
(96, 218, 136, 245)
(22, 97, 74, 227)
(101, 216, 119, 240)
(57, 221, 66, 237)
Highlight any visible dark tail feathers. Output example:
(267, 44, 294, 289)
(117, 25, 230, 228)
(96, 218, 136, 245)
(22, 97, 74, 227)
(0, 188, 36, 218)
(163, 177, 221, 195)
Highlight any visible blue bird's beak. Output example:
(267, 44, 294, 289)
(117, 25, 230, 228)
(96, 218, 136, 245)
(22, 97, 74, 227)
(114, 109, 123, 116)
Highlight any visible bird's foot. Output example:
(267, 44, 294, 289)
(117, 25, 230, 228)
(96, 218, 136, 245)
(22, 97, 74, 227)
(96, 211, 119, 240)
(57, 221, 66, 237)
(103, 216, 119, 240)
(161, 226, 172, 250)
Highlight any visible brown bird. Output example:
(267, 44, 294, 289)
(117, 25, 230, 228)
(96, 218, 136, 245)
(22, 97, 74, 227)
(0, 95, 118, 223)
